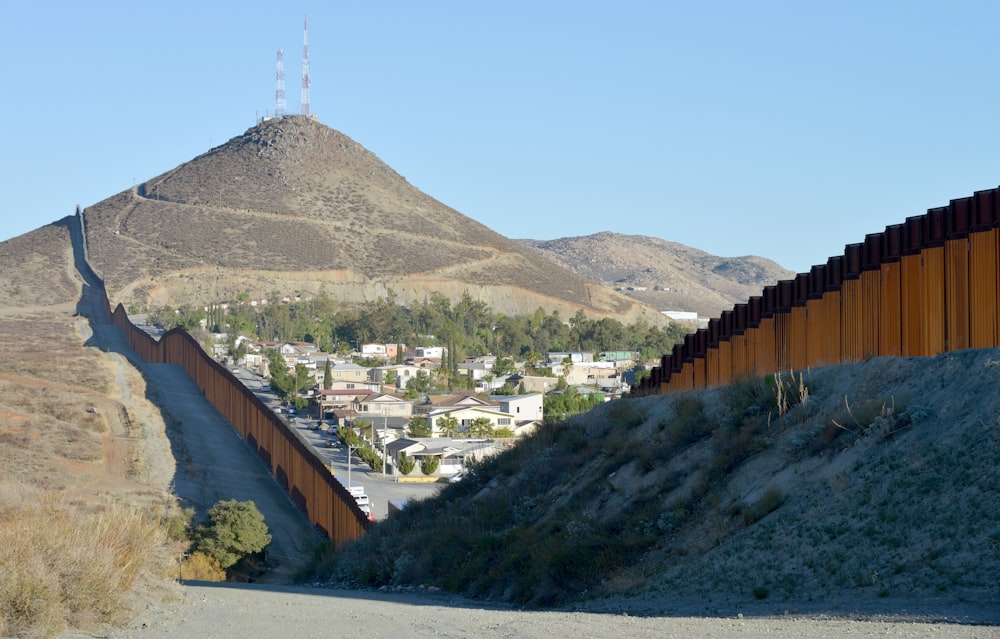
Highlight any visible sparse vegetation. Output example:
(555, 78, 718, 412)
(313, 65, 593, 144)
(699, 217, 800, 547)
(0, 483, 172, 639)
(310, 351, 1000, 612)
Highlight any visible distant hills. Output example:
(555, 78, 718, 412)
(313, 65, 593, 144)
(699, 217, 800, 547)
(520, 233, 794, 319)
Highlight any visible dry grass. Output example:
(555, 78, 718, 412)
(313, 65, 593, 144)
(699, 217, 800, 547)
(0, 482, 173, 639)
(77, 116, 652, 321)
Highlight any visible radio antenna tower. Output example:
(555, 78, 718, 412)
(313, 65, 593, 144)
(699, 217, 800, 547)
(300, 18, 311, 116)
(275, 49, 287, 117)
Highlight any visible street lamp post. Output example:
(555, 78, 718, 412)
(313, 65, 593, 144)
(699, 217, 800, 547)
(380, 405, 389, 476)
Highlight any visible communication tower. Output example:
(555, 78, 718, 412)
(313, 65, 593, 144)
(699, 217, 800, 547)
(275, 49, 287, 117)
(300, 18, 311, 116)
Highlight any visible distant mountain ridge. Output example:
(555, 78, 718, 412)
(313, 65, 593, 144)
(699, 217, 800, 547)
(77, 116, 665, 324)
(519, 232, 795, 319)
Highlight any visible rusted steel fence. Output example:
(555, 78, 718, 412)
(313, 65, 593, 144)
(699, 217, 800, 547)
(108, 304, 371, 543)
(637, 185, 1000, 396)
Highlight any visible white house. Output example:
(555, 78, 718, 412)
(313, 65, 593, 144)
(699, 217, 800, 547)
(415, 346, 444, 359)
(385, 437, 506, 477)
(491, 393, 543, 423)
(425, 405, 516, 436)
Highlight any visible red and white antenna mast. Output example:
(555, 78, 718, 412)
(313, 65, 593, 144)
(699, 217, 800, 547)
(275, 49, 287, 117)
(300, 18, 311, 116)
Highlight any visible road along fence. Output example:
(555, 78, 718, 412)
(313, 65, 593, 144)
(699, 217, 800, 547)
(637, 185, 1000, 395)
(108, 305, 370, 543)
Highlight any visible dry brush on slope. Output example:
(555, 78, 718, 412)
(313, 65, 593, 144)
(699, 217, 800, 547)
(316, 349, 1000, 617)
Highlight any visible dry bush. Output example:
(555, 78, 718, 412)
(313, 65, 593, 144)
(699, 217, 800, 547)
(179, 552, 226, 582)
(0, 482, 172, 639)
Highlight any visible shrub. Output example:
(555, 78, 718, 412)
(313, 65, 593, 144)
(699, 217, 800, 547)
(192, 500, 271, 570)
(166, 507, 195, 541)
(420, 457, 440, 475)
(398, 452, 415, 475)
(179, 551, 227, 581)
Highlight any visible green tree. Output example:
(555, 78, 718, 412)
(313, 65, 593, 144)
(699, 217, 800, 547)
(493, 357, 517, 377)
(266, 349, 295, 400)
(438, 413, 460, 438)
(398, 452, 416, 475)
(323, 358, 332, 390)
(407, 416, 432, 438)
(192, 500, 272, 570)
(468, 416, 494, 438)
(294, 363, 315, 395)
(420, 456, 440, 475)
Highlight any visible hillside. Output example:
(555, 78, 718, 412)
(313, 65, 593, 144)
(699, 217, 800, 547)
(318, 349, 1000, 617)
(520, 232, 795, 319)
(78, 116, 664, 325)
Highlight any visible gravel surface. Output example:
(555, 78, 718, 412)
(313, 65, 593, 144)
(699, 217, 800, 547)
(61, 582, 998, 639)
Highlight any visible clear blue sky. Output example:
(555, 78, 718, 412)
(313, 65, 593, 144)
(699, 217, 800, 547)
(3, 1, 1000, 274)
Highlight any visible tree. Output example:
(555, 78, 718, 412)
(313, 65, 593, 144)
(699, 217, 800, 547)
(398, 452, 416, 475)
(406, 416, 432, 438)
(266, 349, 295, 400)
(192, 500, 272, 570)
(420, 456, 440, 475)
(294, 363, 315, 395)
(493, 357, 517, 377)
(323, 358, 332, 390)
(438, 413, 460, 438)
(468, 417, 494, 438)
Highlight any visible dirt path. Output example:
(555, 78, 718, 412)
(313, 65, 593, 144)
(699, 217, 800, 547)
(59, 582, 999, 639)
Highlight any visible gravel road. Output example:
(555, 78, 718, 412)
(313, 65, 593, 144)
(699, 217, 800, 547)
(61, 581, 998, 639)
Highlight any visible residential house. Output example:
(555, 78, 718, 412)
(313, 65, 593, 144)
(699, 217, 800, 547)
(415, 346, 445, 359)
(547, 351, 594, 364)
(425, 405, 515, 437)
(565, 361, 621, 388)
(326, 379, 381, 392)
(314, 388, 375, 421)
(360, 343, 387, 358)
(456, 356, 496, 385)
(405, 356, 441, 371)
(516, 375, 560, 395)
(353, 392, 413, 420)
(385, 437, 506, 477)
(370, 364, 424, 390)
(491, 393, 543, 423)
(415, 393, 497, 415)
(327, 361, 370, 384)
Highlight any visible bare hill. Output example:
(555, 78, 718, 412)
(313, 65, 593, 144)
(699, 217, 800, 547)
(321, 349, 1000, 618)
(78, 116, 664, 324)
(520, 232, 795, 318)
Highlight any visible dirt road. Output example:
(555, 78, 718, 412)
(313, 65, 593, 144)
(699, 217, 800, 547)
(61, 582, 998, 639)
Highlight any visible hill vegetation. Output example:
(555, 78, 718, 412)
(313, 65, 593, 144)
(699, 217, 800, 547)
(155, 289, 689, 367)
(313, 349, 1000, 614)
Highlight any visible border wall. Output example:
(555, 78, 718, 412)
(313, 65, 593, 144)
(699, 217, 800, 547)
(636, 186, 1000, 395)
(76, 206, 369, 544)
(109, 305, 372, 542)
